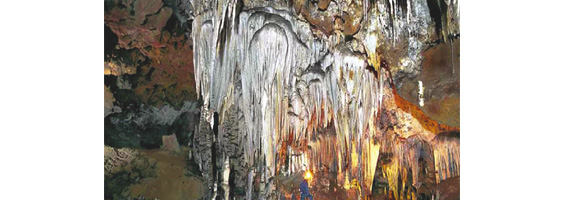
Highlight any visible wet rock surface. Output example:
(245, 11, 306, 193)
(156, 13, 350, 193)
(105, 0, 459, 199)
(104, 146, 206, 200)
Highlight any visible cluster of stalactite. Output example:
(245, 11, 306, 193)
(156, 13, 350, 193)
(189, 0, 459, 199)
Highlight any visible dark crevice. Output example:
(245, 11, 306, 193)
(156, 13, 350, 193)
(344, 34, 355, 42)
(398, 0, 408, 14)
(365, 63, 379, 80)
(164, 13, 180, 35)
(145, 67, 155, 80)
(104, 0, 117, 12)
(105, 25, 119, 58)
(141, 17, 149, 26)
(217, 8, 231, 65)
(304, 62, 326, 77)
(227, 160, 236, 199)
(436, 131, 460, 139)
(105, 75, 118, 91)
(212, 112, 220, 190)
(426, 0, 446, 40)
(114, 89, 139, 110)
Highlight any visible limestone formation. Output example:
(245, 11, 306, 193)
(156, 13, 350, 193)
(189, 0, 459, 199)
(105, 0, 460, 198)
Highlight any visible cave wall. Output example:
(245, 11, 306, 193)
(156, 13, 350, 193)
(104, 0, 460, 199)
(104, 0, 200, 149)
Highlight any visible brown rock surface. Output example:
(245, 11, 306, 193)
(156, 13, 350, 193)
(129, 148, 206, 200)
(396, 39, 460, 127)
(439, 176, 460, 200)
(104, 0, 196, 109)
(162, 134, 181, 153)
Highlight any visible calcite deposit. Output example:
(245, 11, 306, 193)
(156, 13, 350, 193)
(189, 0, 459, 198)
(105, 0, 459, 199)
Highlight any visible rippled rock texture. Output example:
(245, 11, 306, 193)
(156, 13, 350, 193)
(104, 0, 459, 199)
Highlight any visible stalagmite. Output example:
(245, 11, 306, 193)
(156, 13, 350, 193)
(188, 0, 460, 198)
(103, 0, 460, 197)
(433, 135, 460, 183)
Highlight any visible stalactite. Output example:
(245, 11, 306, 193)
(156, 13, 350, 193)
(433, 134, 460, 183)
(189, 0, 459, 198)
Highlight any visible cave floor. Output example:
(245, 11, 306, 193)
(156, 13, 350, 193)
(276, 171, 364, 200)
(128, 148, 205, 200)
(108, 146, 458, 200)
(276, 171, 459, 200)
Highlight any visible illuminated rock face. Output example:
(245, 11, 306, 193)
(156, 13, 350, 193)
(189, 0, 459, 199)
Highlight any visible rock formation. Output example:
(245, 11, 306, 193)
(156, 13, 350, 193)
(104, 0, 459, 198)
(188, 0, 460, 198)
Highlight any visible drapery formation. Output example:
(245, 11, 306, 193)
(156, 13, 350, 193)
(190, 0, 459, 199)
